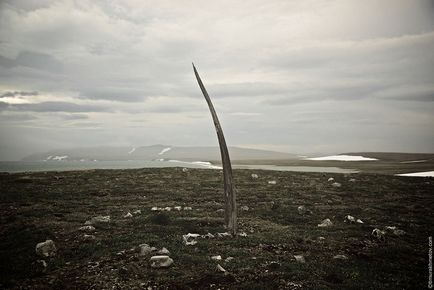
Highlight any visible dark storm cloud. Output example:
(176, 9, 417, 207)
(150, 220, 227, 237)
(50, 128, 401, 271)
(0, 51, 63, 72)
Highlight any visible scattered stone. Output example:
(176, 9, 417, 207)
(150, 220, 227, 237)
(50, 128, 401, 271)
(344, 215, 356, 223)
(174, 206, 182, 211)
(349, 178, 356, 182)
(240, 205, 249, 211)
(150, 255, 173, 268)
(139, 243, 157, 256)
(216, 264, 227, 273)
(85, 215, 110, 225)
(36, 240, 57, 257)
(356, 219, 364, 224)
(333, 254, 348, 260)
(318, 218, 333, 227)
(157, 247, 170, 255)
(328, 177, 334, 182)
(132, 209, 141, 215)
(116, 250, 126, 256)
(297, 205, 312, 215)
(372, 228, 386, 241)
(251, 173, 259, 179)
(151, 207, 159, 211)
(318, 236, 326, 241)
(268, 180, 277, 185)
(163, 207, 172, 211)
(182, 167, 189, 172)
(225, 257, 234, 262)
(294, 255, 305, 263)
(79, 225, 96, 232)
(83, 234, 96, 241)
(332, 182, 342, 188)
(202, 233, 215, 239)
(123, 212, 133, 218)
(183, 206, 193, 211)
(183, 233, 200, 245)
(238, 232, 248, 237)
(271, 201, 280, 210)
(217, 232, 231, 238)
(211, 255, 222, 261)
(385, 226, 397, 231)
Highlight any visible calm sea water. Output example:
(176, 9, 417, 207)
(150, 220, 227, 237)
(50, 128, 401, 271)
(0, 160, 358, 174)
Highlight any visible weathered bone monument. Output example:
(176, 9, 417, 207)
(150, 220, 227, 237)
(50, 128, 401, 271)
(193, 63, 237, 235)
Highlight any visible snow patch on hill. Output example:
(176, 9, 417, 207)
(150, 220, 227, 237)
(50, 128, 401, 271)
(306, 155, 378, 161)
(396, 171, 434, 177)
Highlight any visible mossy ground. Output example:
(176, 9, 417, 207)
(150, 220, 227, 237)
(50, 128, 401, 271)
(0, 168, 433, 289)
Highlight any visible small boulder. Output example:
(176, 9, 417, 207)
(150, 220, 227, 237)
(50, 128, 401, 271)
(151, 207, 159, 211)
(163, 207, 172, 211)
(328, 177, 334, 182)
(238, 232, 248, 237)
(157, 247, 170, 255)
(36, 240, 57, 257)
(79, 225, 96, 232)
(294, 255, 305, 263)
(349, 178, 356, 182)
(344, 215, 356, 223)
(132, 210, 141, 215)
(123, 212, 133, 218)
(332, 182, 342, 188)
(251, 173, 259, 179)
(372, 228, 386, 242)
(333, 254, 348, 260)
(183, 206, 193, 211)
(182, 167, 189, 172)
(217, 264, 227, 273)
(202, 233, 215, 239)
(356, 219, 364, 224)
(225, 257, 234, 263)
(139, 243, 157, 256)
(183, 233, 200, 245)
(240, 205, 249, 211)
(297, 205, 312, 215)
(150, 255, 173, 268)
(217, 232, 231, 238)
(211, 255, 222, 261)
(83, 234, 96, 241)
(268, 180, 277, 185)
(174, 206, 182, 211)
(318, 218, 333, 227)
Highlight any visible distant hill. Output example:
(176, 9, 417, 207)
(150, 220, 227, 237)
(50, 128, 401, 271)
(21, 145, 299, 162)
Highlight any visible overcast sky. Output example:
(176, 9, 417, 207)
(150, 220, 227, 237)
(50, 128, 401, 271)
(1, 0, 433, 160)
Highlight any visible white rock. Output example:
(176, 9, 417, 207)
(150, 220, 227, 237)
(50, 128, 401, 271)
(333, 254, 348, 260)
(123, 212, 133, 218)
(251, 173, 259, 179)
(318, 236, 326, 241)
(150, 255, 173, 268)
(36, 259, 47, 268)
(240, 205, 249, 211)
(85, 215, 110, 225)
(332, 182, 342, 188)
(225, 257, 234, 262)
(79, 225, 96, 232)
(211, 255, 222, 260)
(294, 255, 305, 263)
(318, 218, 333, 227)
(183, 233, 200, 245)
(298, 205, 312, 215)
(139, 243, 157, 255)
(238, 232, 248, 237)
(35, 240, 57, 257)
(344, 215, 356, 223)
(217, 264, 227, 273)
(151, 207, 159, 211)
(268, 180, 277, 185)
(328, 177, 334, 182)
(163, 207, 172, 211)
(372, 228, 386, 241)
(133, 210, 141, 215)
(385, 226, 397, 231)
(182, 167, 189, 172)
(217, 232, 231, 238)
(202, 233, 215, 239)
(157, 247, 170, 255)
(174, 206, 182, 211)
(356, 219, 364, 224)
(349, 178, 356, 182)
(183, 206, 193, 211)
(83, 234, 96, 241)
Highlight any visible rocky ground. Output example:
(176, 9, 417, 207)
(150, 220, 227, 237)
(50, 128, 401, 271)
(0, 167, 433, 289)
